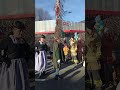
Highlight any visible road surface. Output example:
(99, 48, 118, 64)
(35, 59, 85, 90)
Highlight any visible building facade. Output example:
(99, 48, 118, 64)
(35, 20, 85, 34)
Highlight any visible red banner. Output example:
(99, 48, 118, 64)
(0, 14, 34, 20)
(35, 30, 85, 35)
(86, 10, 120, 15)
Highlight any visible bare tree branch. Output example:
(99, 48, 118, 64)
(35, 8, 52, 21)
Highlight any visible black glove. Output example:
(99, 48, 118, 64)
(37, 51, 40, 54)
(0, 56, 4, 63)
(35, 49, 39, 54)
(2, 58, 11, 68)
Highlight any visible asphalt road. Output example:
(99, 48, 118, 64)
(35, 59, 85, 90)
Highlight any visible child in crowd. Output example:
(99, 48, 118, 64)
(63, 43, 69, 62)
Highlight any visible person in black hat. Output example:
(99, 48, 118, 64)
(53, 37, 63, 80)
(0, 21, 30, 90)
(35, 35, 48, 77)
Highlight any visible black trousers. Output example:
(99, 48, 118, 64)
(100, 62, 113, 84)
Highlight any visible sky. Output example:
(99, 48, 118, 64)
(35, 0, 85, 22)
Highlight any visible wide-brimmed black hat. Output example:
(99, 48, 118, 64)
(40, 35, 46, 39)
(14, 21, 25, 30)
(71, 35, 74, 38)
(85, 21, 95, 30)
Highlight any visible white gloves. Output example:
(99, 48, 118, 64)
(57, 59, 61, 64)
(1, 50, 4, 56)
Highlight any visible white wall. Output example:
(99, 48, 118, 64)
(35, 20, 85, 33)
(35, 20, 56, 33)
